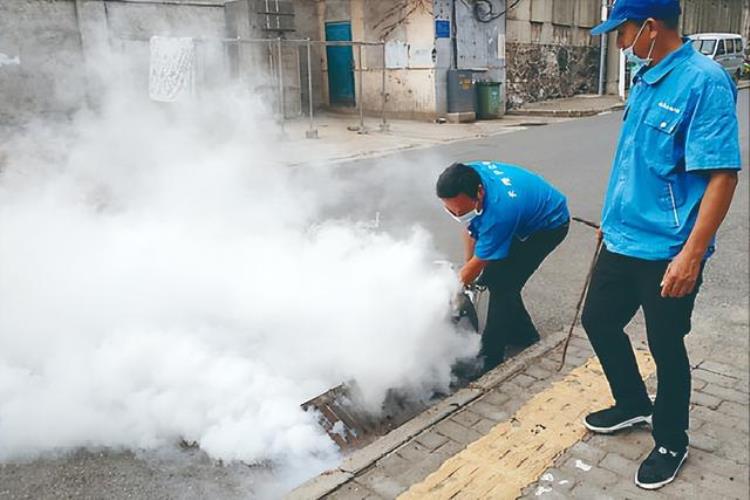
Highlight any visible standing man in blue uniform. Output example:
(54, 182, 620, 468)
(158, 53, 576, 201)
(436, 161, 570, 371)
(583, 0, 741, 490)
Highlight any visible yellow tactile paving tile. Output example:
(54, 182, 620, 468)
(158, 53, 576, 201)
(399, 351, 656, 500)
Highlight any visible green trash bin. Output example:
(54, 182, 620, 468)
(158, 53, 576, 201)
(475, 81, 502, 120)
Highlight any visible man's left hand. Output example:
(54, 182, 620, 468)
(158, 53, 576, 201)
(660, 250, 702, 298)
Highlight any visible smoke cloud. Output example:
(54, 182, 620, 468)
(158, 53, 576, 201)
(0, 48, 478, 492)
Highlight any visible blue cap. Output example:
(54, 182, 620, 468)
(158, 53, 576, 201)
(591, 0, 682, 35)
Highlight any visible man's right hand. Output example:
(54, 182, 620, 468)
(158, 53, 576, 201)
(459, 257, 486, 286)
(596, 228, 603, 243)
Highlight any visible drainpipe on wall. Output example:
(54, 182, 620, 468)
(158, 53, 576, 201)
(74, 0, 109, 109)
(597, 0, 608, 95)
(451, 0, 458, 69)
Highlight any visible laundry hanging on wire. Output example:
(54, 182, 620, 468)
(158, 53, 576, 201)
(149, 36, 196, 102)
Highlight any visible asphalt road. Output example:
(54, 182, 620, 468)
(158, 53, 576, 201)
(1, 90, 747, 499)
(329, 88, 748, 338)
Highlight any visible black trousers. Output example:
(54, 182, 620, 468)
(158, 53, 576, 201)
(479, 222, 569, 369)
(581, 246, 704, 451)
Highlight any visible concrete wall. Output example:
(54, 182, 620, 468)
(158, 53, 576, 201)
(312, 0, 750, 113)
(292, 0, 325, 111)
(0, 0, 310, 124)
(0, 0, 87, 123)
(314, 0, 440, 120)
(453, 0, 505, 74)
(0, 0, 234, 124)
(225, 0, 310, 117)
(681, 0, 747, 37)
(107, 0, 229, 100)
(505, 0, 601, 108)
(365, 0, 439, 120)
(311, 0, 507, 120)
(433, 0, 506, 115)
(4, 0, 748, 125)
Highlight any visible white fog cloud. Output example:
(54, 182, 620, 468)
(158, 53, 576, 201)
(0, 49, 478, 491)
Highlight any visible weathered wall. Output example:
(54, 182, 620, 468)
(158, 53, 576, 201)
(315, 0, 440, 120)
(106, 0, 229, 100)
(0, 0, 86, 123)
(453, 0, 505, 74)
(433, 0, 506, 115)
(321, 0, 507, 119)
(505, 0, 600, 108)
(292, 0, 325, 111)
(681, 0, 747, 37)
(0, 0, 233, 124)
(225, 0, 307, 117)
(365, 0, 438, 119)
(359, 69, 438, 120)
(324, 0, 352, 22)
(432, 0, 453, 116)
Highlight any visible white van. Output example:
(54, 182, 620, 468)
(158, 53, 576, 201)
(689, 33, 746, 81)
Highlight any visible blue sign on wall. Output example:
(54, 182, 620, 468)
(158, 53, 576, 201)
(435, 19, 451, 38)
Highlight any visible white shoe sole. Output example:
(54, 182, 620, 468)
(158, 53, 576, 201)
(583, 414, 652, 434)
(635, 450, 688, 490)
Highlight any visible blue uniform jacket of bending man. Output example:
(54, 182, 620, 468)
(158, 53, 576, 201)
(436, 161, 570, 371)
(467, 162, 569, 260)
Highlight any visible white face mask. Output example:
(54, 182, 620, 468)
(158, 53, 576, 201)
(623, 20, 656, 66)
(445, 204, 483, 225)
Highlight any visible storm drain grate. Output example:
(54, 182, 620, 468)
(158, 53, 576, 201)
(301, 383, 430, 452)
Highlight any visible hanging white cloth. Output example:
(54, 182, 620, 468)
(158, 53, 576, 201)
(149, 36, 195, 102)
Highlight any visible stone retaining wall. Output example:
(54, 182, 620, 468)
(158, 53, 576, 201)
(505, 42, 599, 110)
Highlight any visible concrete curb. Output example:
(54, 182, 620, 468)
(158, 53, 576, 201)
(508, 84, 748, 119)
(285, 328, 571, 499)
(506, 103, 625, 118)
(507, 81, 750, 117)
(285, 127, 522, 169)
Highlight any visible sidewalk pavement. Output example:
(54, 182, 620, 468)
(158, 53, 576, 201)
(507, 95, 625, 118)
(270, 93, 624, 167)
(288, 314, 749, 499)
(0, 94, 622, 172)
(271, 113, 568, 167)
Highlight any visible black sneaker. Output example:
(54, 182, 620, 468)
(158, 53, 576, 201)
(583, 405, 652, 433)
(635, 445, 688, 490)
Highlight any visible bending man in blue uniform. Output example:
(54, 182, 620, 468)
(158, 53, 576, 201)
(583, 0, 741, 490)
(436, 161, 570, 371)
